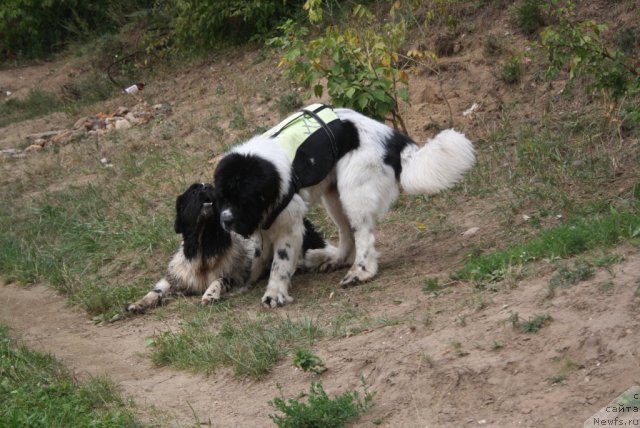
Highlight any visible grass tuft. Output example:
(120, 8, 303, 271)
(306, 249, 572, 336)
(151, 308, 324, 378)
(518, 313, 552, 333)
(549, 259, 594, 289)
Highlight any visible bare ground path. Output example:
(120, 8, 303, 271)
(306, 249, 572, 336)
(0, 283, 280, 427)
(2, 245, 640, 428)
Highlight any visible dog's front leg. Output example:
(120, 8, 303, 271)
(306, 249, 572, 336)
(261, 211, 305, 308)
(127, 278, 172, 313)
(201, 278, 229, 305)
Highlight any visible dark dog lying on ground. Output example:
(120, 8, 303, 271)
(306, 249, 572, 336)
(127, 182, 325, 313)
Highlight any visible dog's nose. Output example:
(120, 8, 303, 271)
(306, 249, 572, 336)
(220, 209, 234, 230)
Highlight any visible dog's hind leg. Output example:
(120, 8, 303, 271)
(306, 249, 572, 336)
(338, 215, 379, 288)
(127, 278, 172, 313)
(303, 186, 354, 272)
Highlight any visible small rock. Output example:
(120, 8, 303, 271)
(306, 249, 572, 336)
(116, 106, 129, 116)
(125, 112, 140, 124)
(85, 118, 106, 131)
(115, 118, 132, 130)
(462, 227, 480, 237)
(25, 144, 43, 152)
(153, 102, 172, 116)
(73, 116, 89, 129)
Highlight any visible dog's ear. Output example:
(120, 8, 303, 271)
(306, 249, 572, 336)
(174, 193, 186, 234)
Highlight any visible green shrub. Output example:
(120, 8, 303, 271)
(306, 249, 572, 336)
(515, 0, 545, 35)
(269, 382, 373, 428)
(500, 55, 524, 84)
(164, 0, 305, 51)
(269, 3, 409, 128)
(0, 0, 153, 60)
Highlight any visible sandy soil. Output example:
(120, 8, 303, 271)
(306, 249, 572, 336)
(1, 246, 639, 427)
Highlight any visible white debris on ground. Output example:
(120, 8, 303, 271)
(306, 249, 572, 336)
(0, 102, 172, 159)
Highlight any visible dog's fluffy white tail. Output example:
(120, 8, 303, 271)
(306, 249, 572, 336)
(400, 129, 475, 195)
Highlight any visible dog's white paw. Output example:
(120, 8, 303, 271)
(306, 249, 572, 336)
(339, 264, 376, 288)
(261, 290, 294, 308)
(126, 293, 161, 313)
(201, 293, 221, 306)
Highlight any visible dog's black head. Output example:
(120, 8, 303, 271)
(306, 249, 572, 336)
(214, 153, 282, 237)
(174, 183, 231, 259)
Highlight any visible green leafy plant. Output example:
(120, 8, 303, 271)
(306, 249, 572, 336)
(269, 2, 409, 130)
(500, 55, 524, 84)
(269, 381, 374, 428)
(541, 3, 639, 101)
(293, 349, 327, 374)
(515, 0, 545, 35)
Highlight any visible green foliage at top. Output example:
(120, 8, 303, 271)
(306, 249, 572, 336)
(0, 325, 143, 427)
(269, 381, 374, 428)
(162, 0, 306, 51)
(541, 2, 639, 101)
(269, 2, 409, 128)
(0, 0, 153, 60)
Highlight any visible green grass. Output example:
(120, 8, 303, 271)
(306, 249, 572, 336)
(454, 208, 640, 283)
(0, 325, 143, 427)
(150, 307, 324, 378)
(269, 381, 374, 428)
(0, 145, 193, 319)
(0, 76, 116, 128)
(0, 90, 63, 128)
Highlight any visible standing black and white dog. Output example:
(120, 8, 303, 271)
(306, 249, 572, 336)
(214, 104, 475, 308)
(127, 182, 325, 312)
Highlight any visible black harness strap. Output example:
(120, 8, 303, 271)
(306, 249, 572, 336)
(261, 105, 337, 231)
(300, 107, 339, 159)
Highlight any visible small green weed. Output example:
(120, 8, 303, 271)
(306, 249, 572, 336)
(229, 105, 248, 129)
(549, 259, 594, 289)
(0, 325, 143, 427)
(422, 277, 440, 294)
(548, 358, 579, 384)
(278, 92, 303, 116)
(519, 313, 552, 333)
(484, 35, 503, 57)
(515, 0, 544, 35)
(491, 340, 504, 351)
(500, 55, 524, 84)
(548, 374, 566, 384)
(269, 381, 374, 428)
(450, 341, 468, 357)
(598, 281, 614, 293)
(293, 349, 327, 374)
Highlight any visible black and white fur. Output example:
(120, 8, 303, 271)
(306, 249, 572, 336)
(214, 107, 475, 308)
(127, 182, 325, 313)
